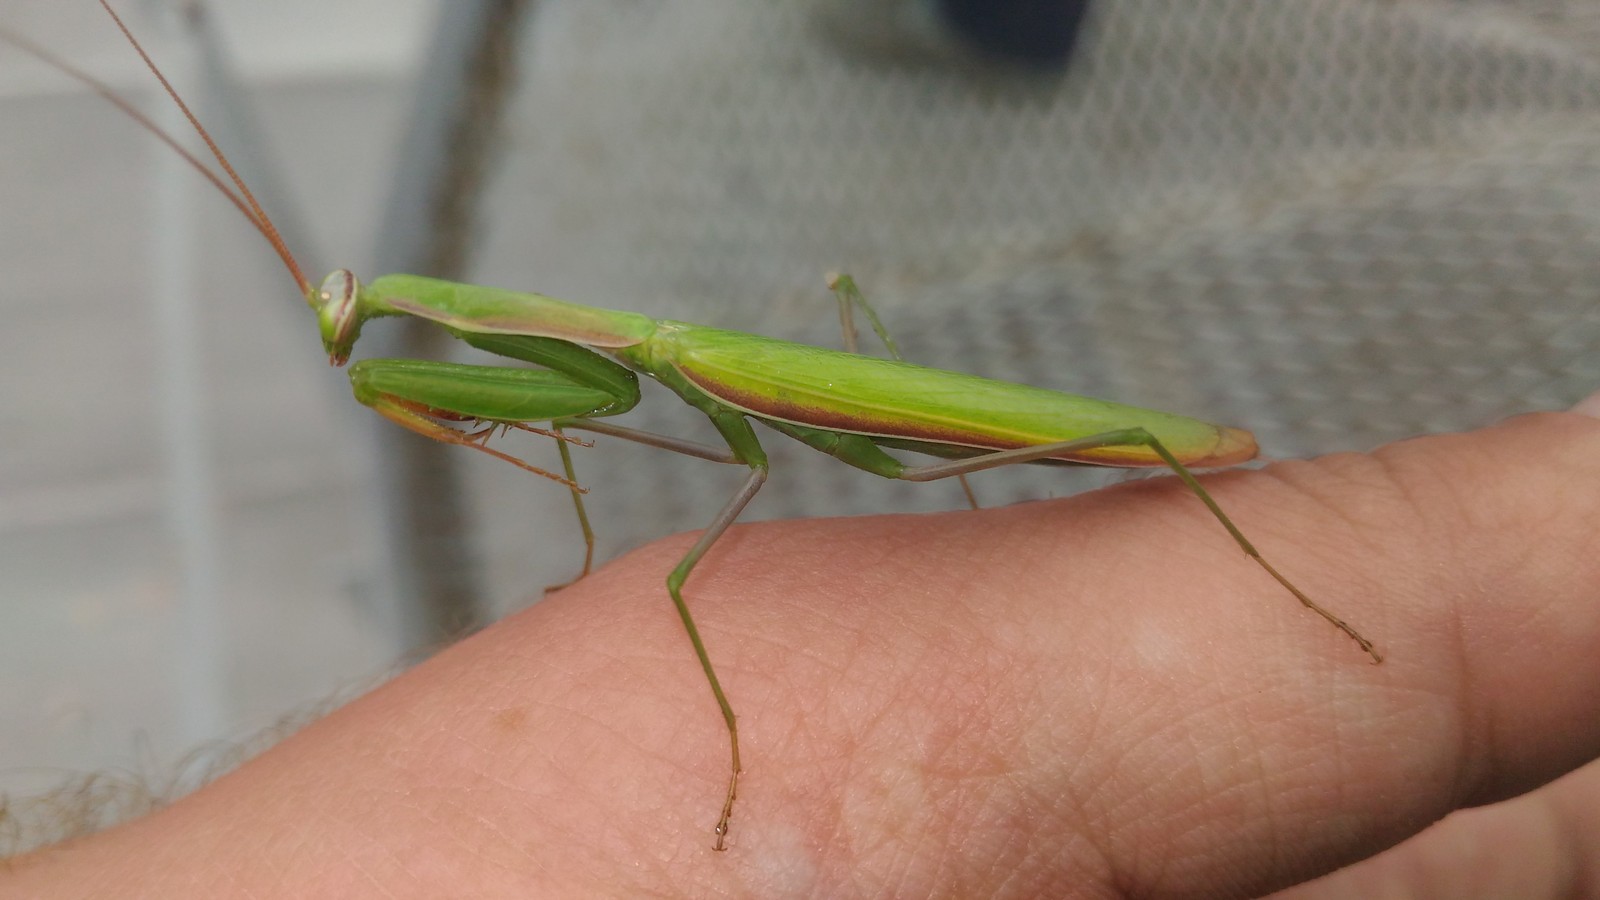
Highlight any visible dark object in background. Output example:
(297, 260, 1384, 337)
(937, 0, 1090, 68)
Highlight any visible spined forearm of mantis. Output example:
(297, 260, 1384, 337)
(4, 0, 1381, 852)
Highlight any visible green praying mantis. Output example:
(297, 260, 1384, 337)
(13, 0, 1380, 851)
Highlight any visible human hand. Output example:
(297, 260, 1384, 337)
(9, 410, 1599, 897)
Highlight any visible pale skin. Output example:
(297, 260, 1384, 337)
(3, 409, 1598, 897)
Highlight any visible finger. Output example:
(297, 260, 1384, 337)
(1269, 757, 1600, 898)
(926, 411, 1600, 896)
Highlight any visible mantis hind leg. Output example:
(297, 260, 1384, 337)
(894, 428, 1381, 662)
(1136, 437, 1381, 662)
(827, 273, 980, 510)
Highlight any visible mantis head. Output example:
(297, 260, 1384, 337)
(312, 269, 365, 366)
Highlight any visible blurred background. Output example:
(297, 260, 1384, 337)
(3, 0, 1599, 848)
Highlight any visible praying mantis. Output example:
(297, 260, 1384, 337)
(12, 1, 1380, 851)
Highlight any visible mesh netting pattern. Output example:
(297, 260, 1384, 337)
(469, 0, 1600, 554)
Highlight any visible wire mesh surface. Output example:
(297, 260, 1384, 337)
(462, 0, 1600, 585)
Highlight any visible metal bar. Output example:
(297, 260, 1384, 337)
(361, 0, 537, 650)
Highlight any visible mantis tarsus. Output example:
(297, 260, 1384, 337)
(16, 0, 1381, 851)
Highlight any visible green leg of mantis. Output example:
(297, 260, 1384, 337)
(828, 274, 981, 510)
(667, 465, 766, 852)
(769, 418, 1380, 661)
(640, 408, 771, 852)
(543, 427, 596, 591)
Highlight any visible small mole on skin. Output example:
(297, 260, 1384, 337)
(492, 707, 529, 733)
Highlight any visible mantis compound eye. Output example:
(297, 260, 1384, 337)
(315, 269, 363, 366)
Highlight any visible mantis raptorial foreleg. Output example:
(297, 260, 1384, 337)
(362, 387, 589, 490)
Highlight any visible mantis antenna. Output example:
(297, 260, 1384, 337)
(0, 1, 313, 296)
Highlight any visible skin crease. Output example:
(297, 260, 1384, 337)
(3, 411, 1599, 898)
